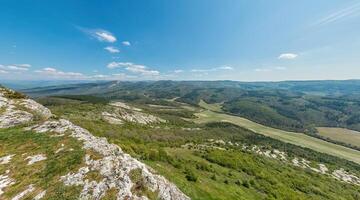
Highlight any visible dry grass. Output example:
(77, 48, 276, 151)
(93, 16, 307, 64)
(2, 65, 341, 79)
(317, 127, 360, 148)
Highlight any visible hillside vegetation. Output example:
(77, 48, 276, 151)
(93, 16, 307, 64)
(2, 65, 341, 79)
(22, 80, 360, 135)
(31, 94, 360, 199)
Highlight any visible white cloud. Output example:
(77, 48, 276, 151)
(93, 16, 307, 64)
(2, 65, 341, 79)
(104, 46, 120, 53)
(122, 41, 131, 46)
(91, 74, 109, 79)
(255, 68, 271, 72)
(275, 66, 287, 70)
(0, 64, 31, 71)
(16, 64, 31, 68)
(174, 69, 183, 73)
(314, 2, 360, 26)
(191, 65, 234, 73)
(0, 70, 8, 74)
(107, 62, 160, 76)
(79, 27, 117, 43)
(218, 65, 234, 70)
(35, 67, 84, 78)
(278, 53, 298, 60)
(94, 30, 117, 42)
(112, 73, 137, 79)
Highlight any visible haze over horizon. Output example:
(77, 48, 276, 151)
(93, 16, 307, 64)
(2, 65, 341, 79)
(1, 0, 360, 81)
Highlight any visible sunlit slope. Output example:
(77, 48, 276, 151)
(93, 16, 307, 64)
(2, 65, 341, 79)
(317, 127, 360, 148)
(196, 102, 360, 165)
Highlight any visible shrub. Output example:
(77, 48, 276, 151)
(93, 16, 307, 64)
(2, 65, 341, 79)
(185, 168, 198, 182)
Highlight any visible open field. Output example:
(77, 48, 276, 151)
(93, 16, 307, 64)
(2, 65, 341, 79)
(194, 109, 360, 165)
(317, 127, 360, 148)
(199, 100, 223, 112)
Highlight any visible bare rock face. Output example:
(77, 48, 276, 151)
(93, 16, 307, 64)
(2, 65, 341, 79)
(102, 112, 124, 125)
(0, 106, 33, 128)
(0, 88, 51, 128)
(19, 99, 52, 119)
(106, 101, 166, 125)
(0, 88, 189, 200)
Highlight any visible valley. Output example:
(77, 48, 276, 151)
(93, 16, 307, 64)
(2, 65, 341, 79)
(195, 101, 360, 165)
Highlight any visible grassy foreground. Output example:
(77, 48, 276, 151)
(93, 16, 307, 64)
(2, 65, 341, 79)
(194, 109, 360, 165)
(0, 127, 85, 199)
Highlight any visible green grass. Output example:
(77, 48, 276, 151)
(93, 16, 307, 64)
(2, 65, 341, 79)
(30, 97, 360, 200)
(0, 127, 85, 199)
(194, 109, 360, 165)
(199, 100, 223, 112)
(146, 148, 360, 200)
(317, 127, 360, 148)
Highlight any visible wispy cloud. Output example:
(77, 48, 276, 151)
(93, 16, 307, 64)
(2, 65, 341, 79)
(122, 41, 131, 46)
(79, 27, 117, 43)
(0, 64, 31, 71)
(275, 66, 287, 70)
(104, 46, 120, 53)
(314, 2, 360, 26)
(254, 68, 271, 72)
(0, 70, 8, 74)
(107, 62, 160, 76)
(278, 53, 298, 60)
(35, 67, 84, 78)
(191, 65, 234, 72)
(174, 69, 183, 73)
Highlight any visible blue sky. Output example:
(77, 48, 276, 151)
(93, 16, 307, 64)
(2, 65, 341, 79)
(0, 0, 360, 81)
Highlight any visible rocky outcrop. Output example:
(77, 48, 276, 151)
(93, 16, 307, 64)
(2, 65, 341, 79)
(0, 88, 189, 200)
(19, 99, 52, 119)
(0, 170, 14, 196)
(25, 154, 47, 165)
(103, 102, 166, 125)
(29, 119, 189, 199)
(0, 88, 51, 128)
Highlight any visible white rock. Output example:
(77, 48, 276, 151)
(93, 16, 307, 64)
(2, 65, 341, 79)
(0, 154, 15, 165)
(33, 190, 46, 200)
(318, 164, 328, 174)
(11, 184, 34, 200)
(19, 99, 52, 119)
(110, 102, 142, 111)
(0, 109, 33, 128)
(55, 148, 64, 154)
(332, 168, 360, 185)
(102, 112, 123, 125)
(105, 103, 165, 125)
(0, 171, 15, 196)
(25, 154, 47, 165)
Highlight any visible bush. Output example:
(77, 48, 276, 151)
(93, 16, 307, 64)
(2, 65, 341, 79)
(235, 180, 241, 186)
(242, 180, 250, 188)
(4, 90, 27, 99)
(185, 168, 198, 182)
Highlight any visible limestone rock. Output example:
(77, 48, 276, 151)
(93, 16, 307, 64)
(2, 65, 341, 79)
(25, 154, 47, 165)
(0, 171, 15, 196)
(0, 154, 15, 165)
